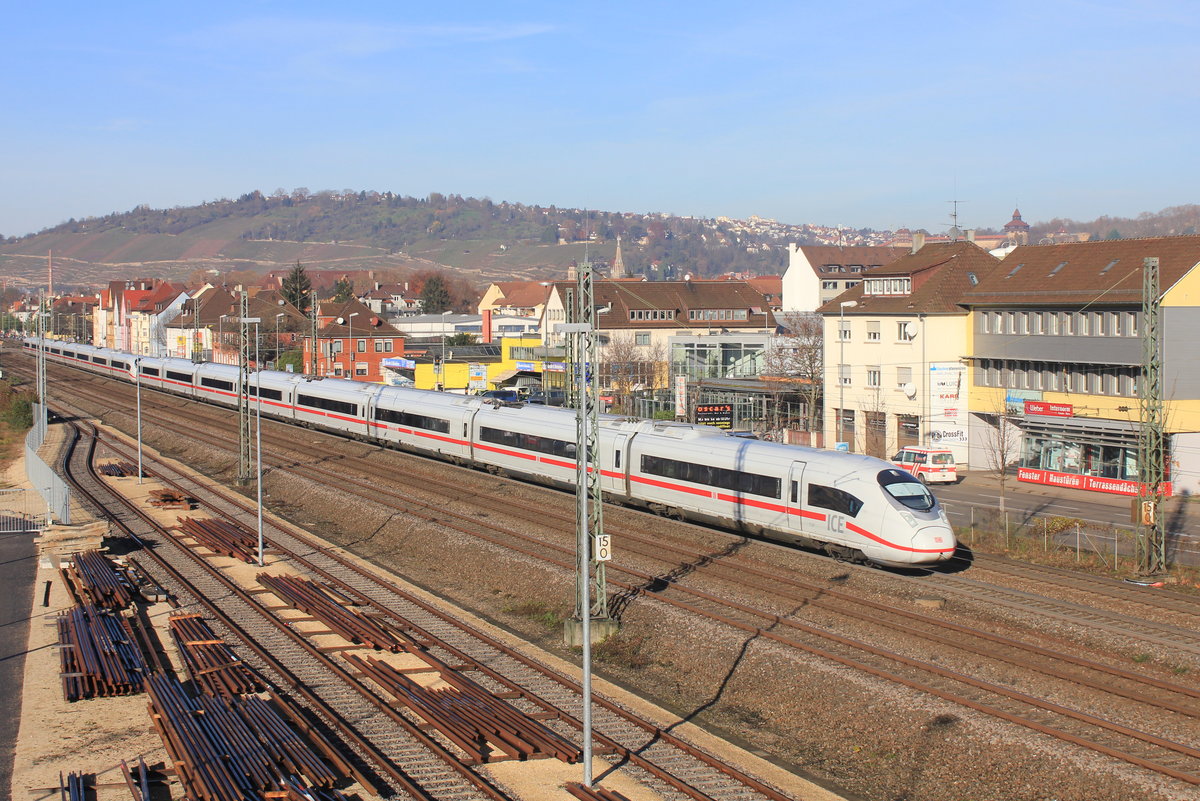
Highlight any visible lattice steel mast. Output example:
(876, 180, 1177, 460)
(573, 257, 608, 621)
(1136, 257, 1166, 574)
(237, 290, 253, 485)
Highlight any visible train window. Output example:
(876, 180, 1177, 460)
(480, 426, 576, 459)
(112, 361, 128, 371)
(615, 450, 621, 469)
(877, 470, 935, 512)
(641, 455, 781, 499)
(91, 356, 107, 364)
(50, 348, 62, 355)
(62, 352, 76, 359)
(166, 370, 192, 383)
(807, 484, 863, 517)
(790, 481, 798, 504)
(247, 385, 283, 401)
(140, 366, 160, 377)
(375, 407, 450, 434)
(297, 393, 359, 417)
(200, 377, 235, 392)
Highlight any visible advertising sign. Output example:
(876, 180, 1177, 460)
(515, 361, 537, 372)
(468, 363, 487, 391)
(1024, 400, 1073, 417)
(544, 362, 566, 373)
(674, 375, 688, 418)
(695, 404, 734, 429)
(927, 362, 967, 456)
(1017, 467, 1172, 497)
(381, 357, 415, 369)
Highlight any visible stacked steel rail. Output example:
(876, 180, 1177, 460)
(61, 550, 134, 609)
(566, 783, 634, 801)
(57, 603, 147, 701)
(345, 652, 581, 764)
(177, 516, 260, 562)
(98, 461, 140, 477)
(145, 673, 353, 801)
(119, 758, 154, 801)
(58, 771, 89, 801)
(169, 613, 267, 697)
(256, 573, 407, 652)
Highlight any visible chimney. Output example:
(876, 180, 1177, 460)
(482, 309, 493, 344)
(911, 232, 925, 254)
(966, 229, 976, 243)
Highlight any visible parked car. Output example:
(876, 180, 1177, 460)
(479, 389, 521, 402)
(892, 446, 958, 484)
(525, 390, 567, 406)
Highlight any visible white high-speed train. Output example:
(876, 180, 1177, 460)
(25, 338, 957, 567)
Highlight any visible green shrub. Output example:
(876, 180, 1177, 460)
(3, 396, 32, 430)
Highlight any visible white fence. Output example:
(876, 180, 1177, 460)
(23, 403, 70, 526)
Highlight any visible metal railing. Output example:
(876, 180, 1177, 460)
(942, 500, 1199, 570)
(24, 402, 71, 526)
(0, 488, 38, 533)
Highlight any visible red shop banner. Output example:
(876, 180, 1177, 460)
(1024, 400, 1073, 417)
(1017, 467, 1172, 497)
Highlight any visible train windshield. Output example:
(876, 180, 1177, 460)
(877, 469, 935, 512)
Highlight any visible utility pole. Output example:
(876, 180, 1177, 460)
(1136, 257, 1166, 575)
(309, 290, 319, 376)
(237, 291, 253, 485)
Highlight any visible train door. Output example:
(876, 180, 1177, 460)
(786, 461, 807, 535)
(601, 433, 631, 498)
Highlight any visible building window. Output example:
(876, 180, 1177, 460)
(897, 366, 912, 389)
(896, 321, 915, 341)
(866, 367, 881, 387)
(839, 364, 851, 385)
(374, 340, 384, 352)
(822, 281, 838, 290)
(839, 322, 851, 342)
(866, 321, 880, 341)
(356, 364, 368, 376)
(635, 332, 650, 346)
(333, 366, 343, 376)
(357, 339, 366, 353)
(1122, 311, 1137, 337)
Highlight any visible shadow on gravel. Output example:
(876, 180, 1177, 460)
(596, 571, 844, 784)
(606, 539, 750, 619)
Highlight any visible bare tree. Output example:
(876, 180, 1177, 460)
(762, 311, 824, 437)
(599, 333, 665, 414)
(977, 401, 1022, 513)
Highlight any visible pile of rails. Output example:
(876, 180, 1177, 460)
(169, 614, 266, 697)
(257, 573, 408, 652)
(120, 758, 155, 801)
(60, 550, 135, 609)
(58, 603, 147, 701)
(177, 516, 260, 562)
(58, 771, 89, 801)
(148, 489, 195, 510)
(98, 461, 142, 478)
(344, 652, 581, 764)
(566, 783, 635, 801)
(145, 674, 355, 801)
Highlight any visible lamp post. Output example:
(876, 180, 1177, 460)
(134, 357, 143, 484)
(838, 300, 858, 446)
(347, 312, 359, 377)
(274, 312, 285, 369)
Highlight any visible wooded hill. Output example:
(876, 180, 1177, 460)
(0, 190, 791, 290)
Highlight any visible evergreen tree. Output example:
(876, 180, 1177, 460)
(420, 275, 452, 313)
(281, 262, 312, 313)
(332, 277, 355, 302)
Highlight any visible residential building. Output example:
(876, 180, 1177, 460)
(477, 281, 554, 318)
(961, 236, 1200, 496)
(817, 241, 1002, 461)
(782, 245, 907, 313)
(541, 279, 776, 391)
(302, 299, 406, 382)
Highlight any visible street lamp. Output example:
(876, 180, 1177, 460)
(347, 312, 360, 375)
(134, 357, 143, 484)
(274, 312, 285, 369)
(838, 300, 858, 447)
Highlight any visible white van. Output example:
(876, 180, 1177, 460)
(892, 447, 958, 485)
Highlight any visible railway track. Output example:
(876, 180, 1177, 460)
(26, 356, 1200, 793)
(59, 411, 799, 801)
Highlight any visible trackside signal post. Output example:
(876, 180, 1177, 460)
(557, 256, 617, 788)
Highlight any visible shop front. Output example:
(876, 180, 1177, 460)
(1016, 407, 1169, 497)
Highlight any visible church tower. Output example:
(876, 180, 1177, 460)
(611, 235, 626, 279)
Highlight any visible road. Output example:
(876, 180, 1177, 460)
(930, 471, 1200, 567)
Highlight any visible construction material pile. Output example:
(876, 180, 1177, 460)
(344, 652, 582, 764)
(57, 603, 147, 701)
(145, 674, 353, 801)
(169, 613, 266, 697)
(177, 516, 259, 562)
(257, 573, 406, 652)
(148, 489, 195, 509)
(61, 550, 135, 609)
(98, 461, 142, 478)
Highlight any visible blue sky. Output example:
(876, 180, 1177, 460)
(2, 1, 1196, 238)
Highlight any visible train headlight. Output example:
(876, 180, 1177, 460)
(900, 510, 918, 528)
